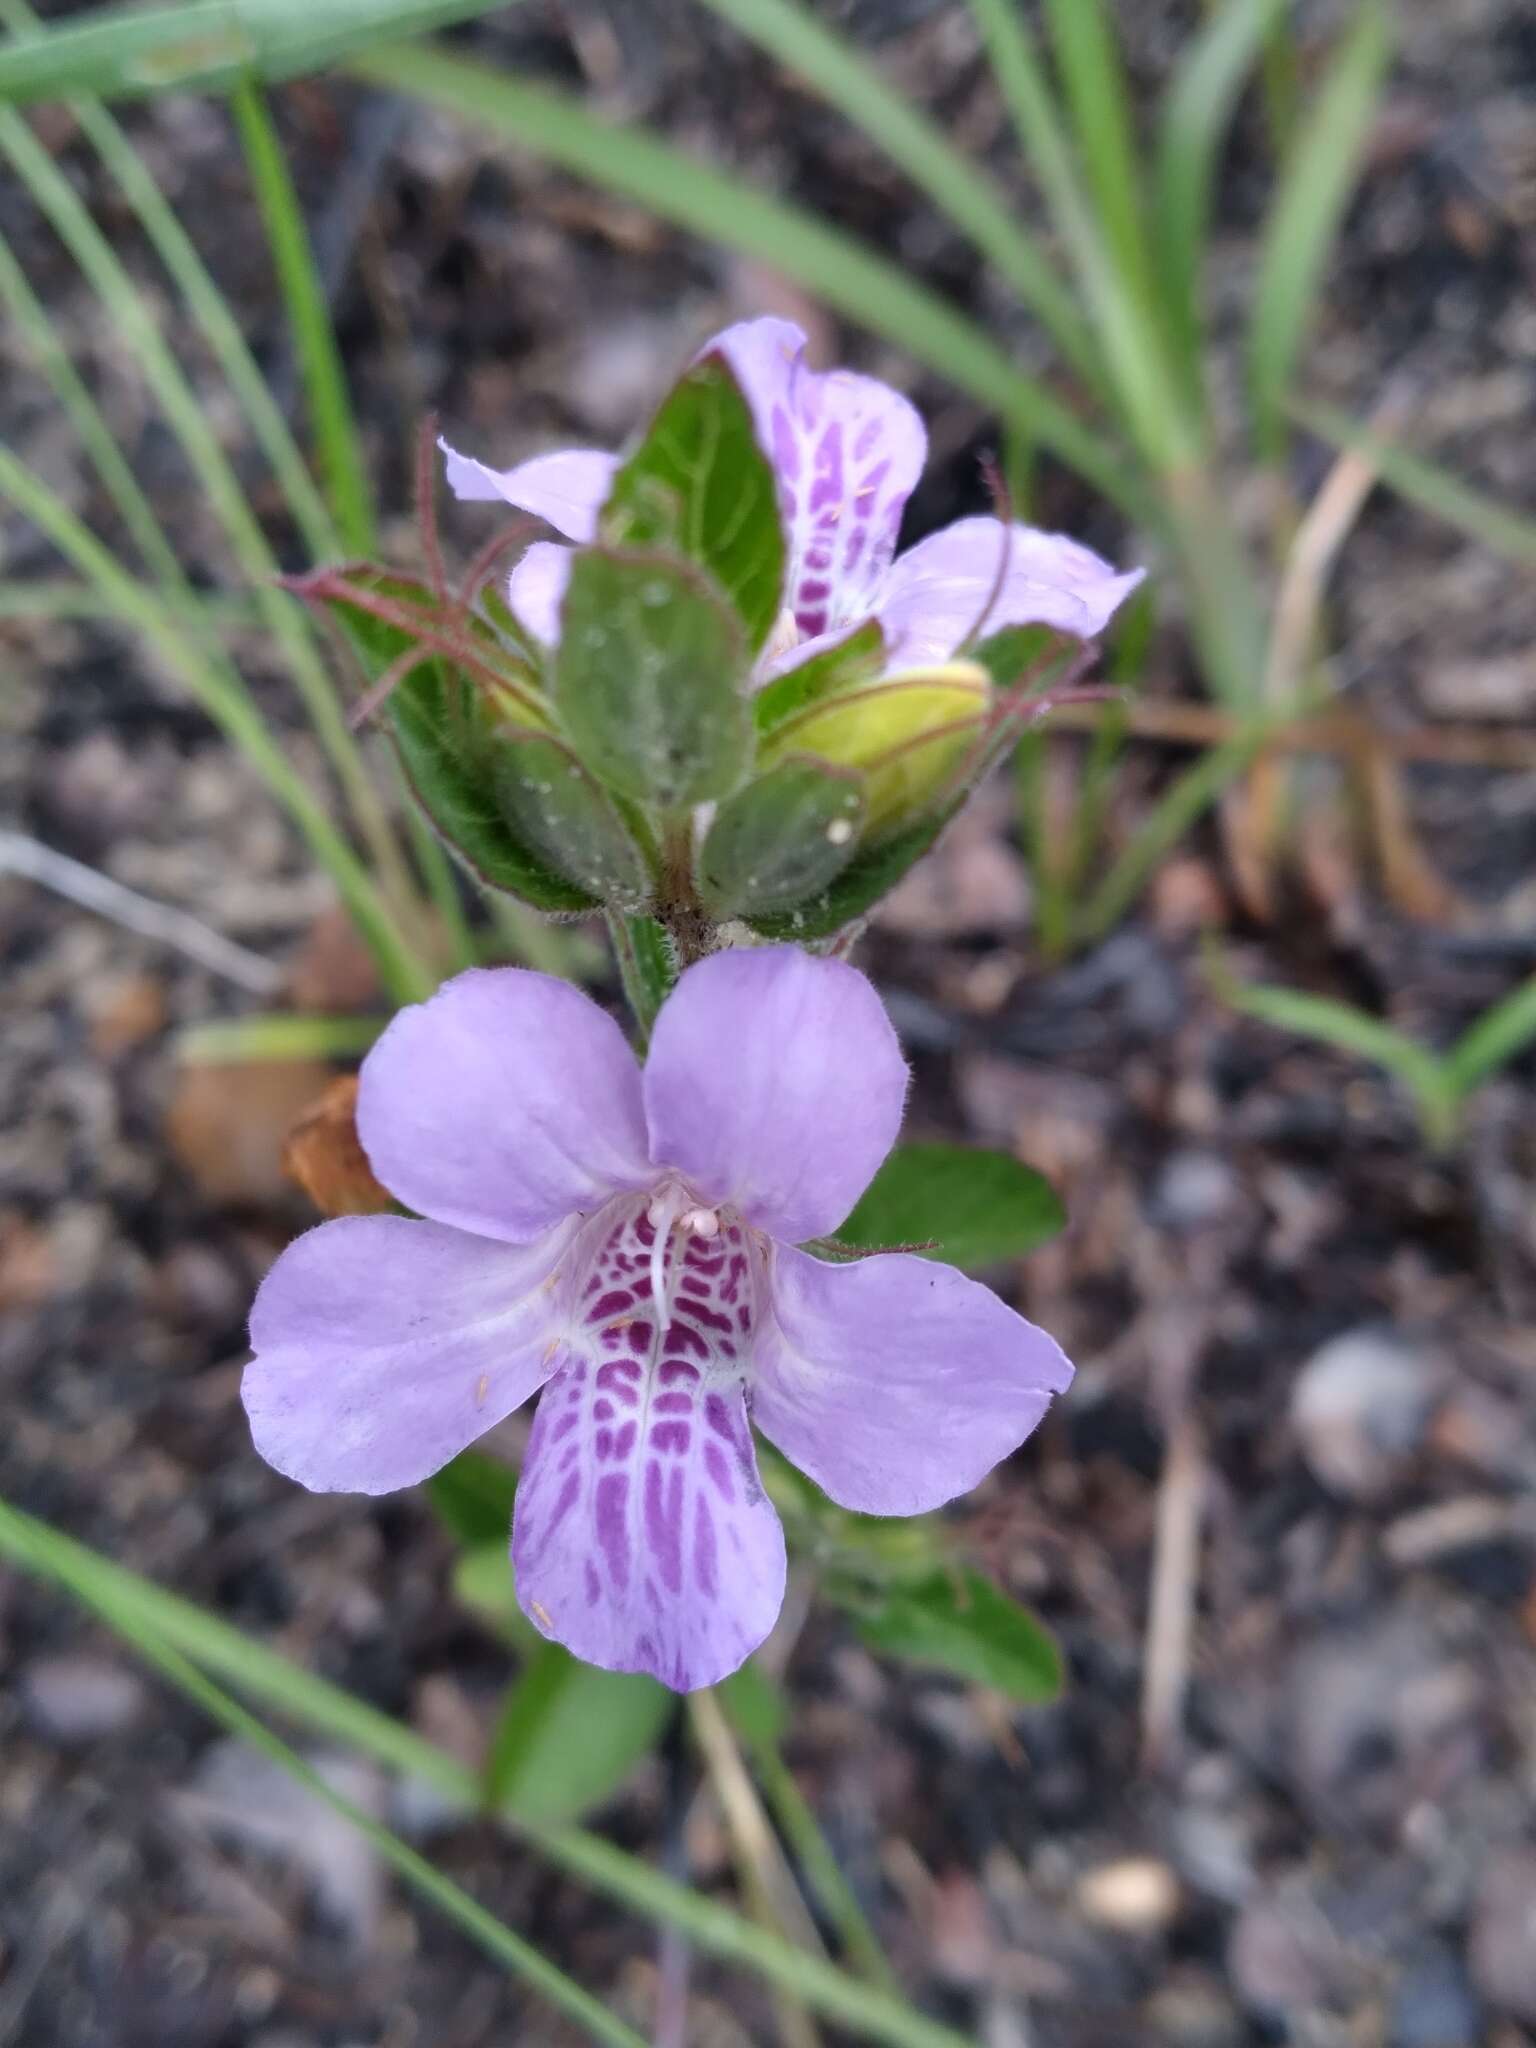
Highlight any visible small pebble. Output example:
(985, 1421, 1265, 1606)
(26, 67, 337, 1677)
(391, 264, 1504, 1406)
(1290, 1328, 1443, 1499)
(1076, 1856, 1182, 1934)
(20, 1654, 148, 1744)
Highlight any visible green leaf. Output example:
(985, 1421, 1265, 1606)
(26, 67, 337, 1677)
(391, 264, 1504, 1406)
(699, 757, 864, 920)
(747, 813, 947, 942)
(427, 1449, 518, 1549)
(753, 619, 887, 735)
(489, 1643, 674, 1823)
(495, 731, 655, 912)
(555, 546, 752, 811)
(1247, 0, 1392, 458)
(392, 670, 597, 912)
(854, 1567, 1063, 1701)
(602, 352, 784, 654)
(837, 1142, 1066, 1268)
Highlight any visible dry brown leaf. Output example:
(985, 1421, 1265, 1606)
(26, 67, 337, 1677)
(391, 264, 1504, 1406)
(281, 1074, 392, 1218)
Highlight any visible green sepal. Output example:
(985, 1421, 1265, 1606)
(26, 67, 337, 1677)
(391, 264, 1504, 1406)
(752, 618, 886, 734)
(495, 730, 656, 913)
(969, 622, 1079, 695)
(698, 756, 864, 920)
(746, 813, 947, 941)
(555, 545, 752, 811)
(601, 351, 785, 654)
(291, 563, 591, 912)
(764, 669, 989, 837)
(391, 667, 598, 913)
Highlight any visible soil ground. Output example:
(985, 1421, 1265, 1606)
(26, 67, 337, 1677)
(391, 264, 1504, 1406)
(2, 3, 1535, 2044)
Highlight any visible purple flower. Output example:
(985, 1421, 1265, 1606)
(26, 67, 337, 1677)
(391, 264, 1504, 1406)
(441, 316, 1143, 677)
(245, 948, 1071, 1691)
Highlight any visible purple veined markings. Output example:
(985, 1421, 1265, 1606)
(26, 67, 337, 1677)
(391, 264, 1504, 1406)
(244, 947, 1074, 1691)
(438, 314, 1144, 684)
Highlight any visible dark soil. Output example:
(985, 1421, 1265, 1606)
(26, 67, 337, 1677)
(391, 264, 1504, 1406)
(3, 4, 1535, 2046)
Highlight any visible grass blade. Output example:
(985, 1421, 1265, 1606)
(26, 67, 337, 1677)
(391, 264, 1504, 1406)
(966, 0, 1198, 472)
(1039, 0, 1155, 310)
(691, 0, 1098, 384)
(347, 39, 1145, 523)
(231, 77, 377, 554)
(1291, 399, 1536, 565)
(1444, 975, 1536, 1101)
(1205, 946, 1455, 1139)
(1153, 0, 1286, 380)
(1247, 0, 1392, 460)
(0, 0, 335, 560)
(0, 448, 431, 1003)
(0, 1511, 646, 2048)
(0, 1496, 978, 2048)
(0, 227, 191, 591)
(177, 1014, 385, 1063)
(0, 0, 509, 104)
(0, 96, 414, 907)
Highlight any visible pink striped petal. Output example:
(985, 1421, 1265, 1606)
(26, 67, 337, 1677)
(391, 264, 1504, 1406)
(706, 318, 925, 640)
(513, 1199, 784, 1690)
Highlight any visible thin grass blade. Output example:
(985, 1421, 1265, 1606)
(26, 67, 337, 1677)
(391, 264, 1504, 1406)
(691, 0, 1098, 385)
(346, 40, 1144, 522)
(1291, 399, 1536, 565)
(0, 448, 431, 1003)
(0, 227, 188, 590)
(1205, 946, 1455, 1137)
(0, 0, 509, 104)
(231, 77, 376, 554)
(1153, 0, 1286, 382)
(1247, 0, 1392, 460)
(1039, 0, 1156, 311)
(1444, 975, 1536, 1102)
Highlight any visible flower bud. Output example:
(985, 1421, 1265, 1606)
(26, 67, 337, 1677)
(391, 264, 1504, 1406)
(763, 664, 990, 837)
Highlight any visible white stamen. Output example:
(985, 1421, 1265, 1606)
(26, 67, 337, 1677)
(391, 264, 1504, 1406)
(683, 1206, 720, 1239)
(647, 1182, 686, 1326)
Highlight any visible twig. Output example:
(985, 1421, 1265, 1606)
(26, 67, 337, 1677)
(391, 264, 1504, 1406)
(1139, 1406, 1206, 1774)
(1262, 385, 1411, 709)
(0, 830, 282, 994)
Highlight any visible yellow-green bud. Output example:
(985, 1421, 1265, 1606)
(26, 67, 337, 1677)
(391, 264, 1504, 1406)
(763, 664, 990, 836)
